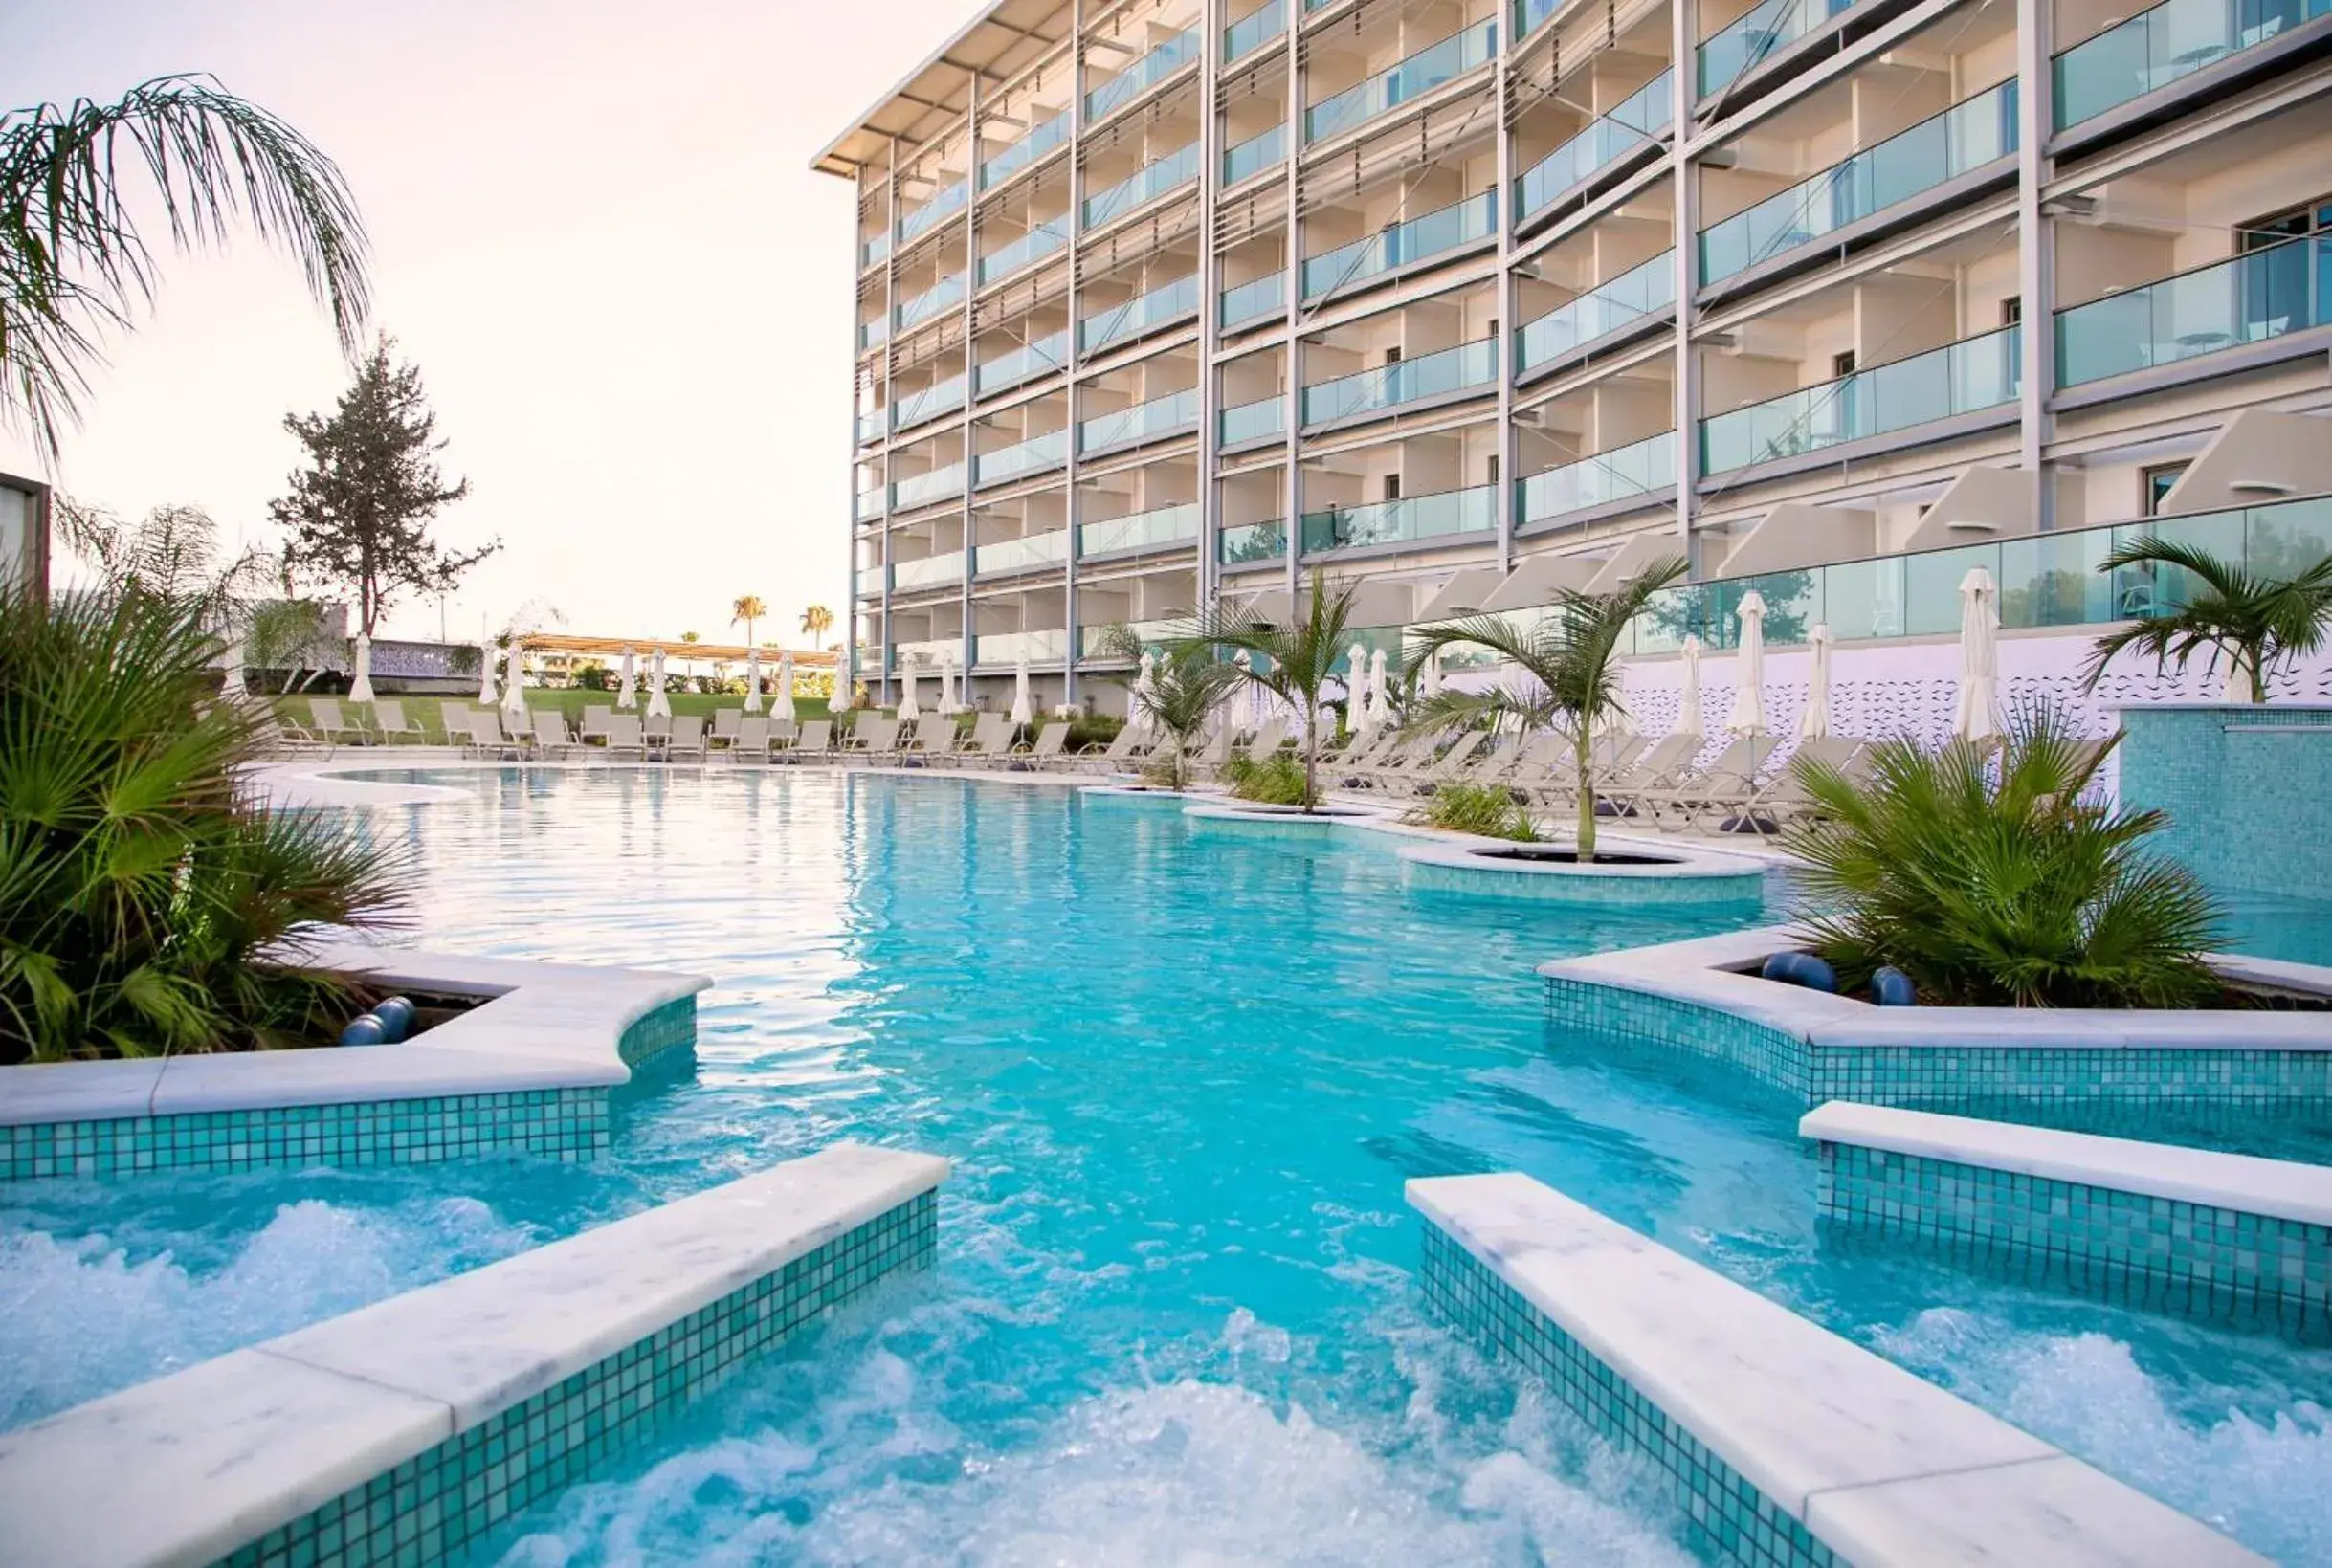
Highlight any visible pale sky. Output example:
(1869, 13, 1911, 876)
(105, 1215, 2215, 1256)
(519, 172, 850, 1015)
(3, 0, 971, 648)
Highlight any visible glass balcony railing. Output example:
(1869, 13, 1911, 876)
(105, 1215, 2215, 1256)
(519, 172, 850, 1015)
(898, 178, 968, 245)
(977, 218, 1070, 286)
(860, 232, 891, 269)
(976, 629, 1074, 665)
(856, 409, 886, 446)
(1300, 338, 1497, 426)
(1221, 272, 1287, 327)
(1225, 0, 1290, 61)
(1514, 71, 1673, 224)
(890, 550, 967, 592)
(855, 487, 886, 521)
(1079, 502, 1200, 557)
(1219, 395, 1285, 446)
(1223, 124, 1287, 186)
(1624, 493, 2332, 653)
(856, 563, 887, 595)
(1078, 274, 1201, 353)
(1300, 191, 1497, 298)
(895, 272, 967, 331)
(979, 113, 1070, 190)
(974, 530, 1071, 575)
(1220, 519, 1288, 564)
(1086, 28, 1200, 122)
(1078, 386, 1200, 453)
(973, 429, 1069, 487)
(1698, 0, 1856, 97)
(1515, 251, 1676, 375)
(1301, 484, 1496, 553)
(892, 464, 966, 511)
(975, 330, 1071, 397)
(1514, 431, 1677, 528)
(1083, 143, 1202, 230)
(1699, 81, 2017, 282)
(1080, 618, 1186, 658)
(857, 317, 890, 352)
(2055, 236, 2330, 386)
(890, 637, 960, 670)
(1701, 325, 2020, 473)
(1305, 20, 1497, 144)
(892, 371, 968, 431)
(2054, 0, 2331, 128)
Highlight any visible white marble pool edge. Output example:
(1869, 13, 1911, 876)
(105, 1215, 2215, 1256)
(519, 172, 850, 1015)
(1410, 1171, 2268, 1567)
(0, 1142, 949, 1568)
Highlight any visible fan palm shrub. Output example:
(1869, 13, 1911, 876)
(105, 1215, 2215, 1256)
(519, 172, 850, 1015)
(1405, 556, 1686, 858)
(2083, 537, 2332, 701)
(1781, 708, 2225, 1008)
(0, 585, 409, 1062)
(1165, 572, 1363, 810)
(1410, 782, 1538, 841)
(1090, 626, 1238, 789)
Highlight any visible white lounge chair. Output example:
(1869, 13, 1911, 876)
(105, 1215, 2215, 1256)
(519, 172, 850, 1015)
(370, 699, 427, 745)
(787, 718, 832, 761)
(663, 714, 709, 762)
(603, 713, 646, 760)
(307, 696, 369, 746)
(1013, 723, 1071, 767)
(464, 712, 522, 760)
(531, 711, 576, 759)
(732, 716, 774, 762)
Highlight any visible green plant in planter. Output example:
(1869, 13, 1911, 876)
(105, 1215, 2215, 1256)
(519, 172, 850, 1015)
(0, 585, 410, 1062)
(2083, 537, 2332, 700)
(1165, 571, 1363, 811)
(1223, 751, 1307, 806)
(1088, 624, 1239, 789)
(1410, 781, 1537, 841)
(1781, 708, 2226, 1008)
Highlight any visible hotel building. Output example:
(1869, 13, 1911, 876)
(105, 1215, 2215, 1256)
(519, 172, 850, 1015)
(815, 0, 2332, 711)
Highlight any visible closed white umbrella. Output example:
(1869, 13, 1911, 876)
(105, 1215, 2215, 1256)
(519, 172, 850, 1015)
(1346, 642, 1371, 733)
(744, 647, 764, 714)
(1954, 567, 2000, 741)
(1126, 651, 1155, 735)
(647, 649, 672, 719)
(1011, 656, 1033, 726)
(348, 633, 376, 703)
(897, 655, 922, 722)
(501, 641, 527, 720)
(1673, 635, 1703, 738)
(1230, 651, 1255, 733)
(616, 645, 638, 710)
(938, 653, 962, 717)
(1369, 649, 1390, 731)
(1420, 651, 1444, 699)
(1800, 623, 1833, 740)
(220, 632, 248, 698)
(1728, 591, 1768, 734)
(478, 641, 499, 705)
(774, 652, 797, 724)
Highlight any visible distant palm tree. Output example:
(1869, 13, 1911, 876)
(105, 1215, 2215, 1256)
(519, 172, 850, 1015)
(800, 603, 833, 651)
(2, 75, 369, 461)
(731, 594, 766, 648)
(1166, 573, 1362, 810)
(1405, 556, 1686, 859)
(2083, 537, 2332, 702)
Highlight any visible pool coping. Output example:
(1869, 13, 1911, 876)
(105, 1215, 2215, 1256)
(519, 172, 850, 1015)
(0, 939, 711, 1128)
(0, 1142, 948, 1568)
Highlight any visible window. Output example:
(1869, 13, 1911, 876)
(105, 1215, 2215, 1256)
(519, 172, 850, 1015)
(1384, 345, 1403, 365)
(2000, 296, 2023, 326)
(1486, 318, 1499, 338)
(2143, 461, 2189, 515)
(1487, 454, 1500, 485)
(1384, 474, 1402, 502)
(1831, 350, 1858, 379)
(2237, 197, 2332, 252)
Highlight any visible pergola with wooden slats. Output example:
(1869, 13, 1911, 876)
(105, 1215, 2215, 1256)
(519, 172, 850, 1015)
(516, 633, 840, 667)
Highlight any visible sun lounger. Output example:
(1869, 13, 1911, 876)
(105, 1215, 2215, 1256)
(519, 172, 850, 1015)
(307, 696, 369, 746)
(946, 713, 1014, 765)
(464, 712, 522, 760)
(1351, 731, 1453, 792)
(901, 717, 956, 761)
(786, 718, 832, 761)
(712, 708, 744, 750)
(1014, 723, 1071, 767)
(1633, 734, 1785, 829)
(1237, 718, 1289, 763)
(844, 715, 902, 762)
(731, 716, 774, 762)
(1701, 736, 1868, 833)
(603, 714, 646, 760)
(662, 714, 708, 762)
(1584, 732, 1708, 813)
(369, 699, 427, 745)
(1398, 729, 1491, 796)
(578, 705, 614, 747)
(531, 712, 577, 759)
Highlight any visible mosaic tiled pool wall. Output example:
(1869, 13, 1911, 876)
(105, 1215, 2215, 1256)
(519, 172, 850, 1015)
(1815, 1142, 2331, 1337)
(2121, 704, 2332, 901)
(213, 1188, 939, 1568)
(1417, 1225, 1842, 1568)
(1544, 978, 2332, 1124)
(618, 994, 698, 1068)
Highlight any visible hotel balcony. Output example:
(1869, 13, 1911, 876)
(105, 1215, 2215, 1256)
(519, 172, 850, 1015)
(1700, 324, 2020, 475)
(1222, 122, 1289, 189)
(973, 394, 1072, 490)
(2055, 235, 2331, 392)
(974, 325, 1071, 399)
(1514, 350, 1677, 534)
(1514, 225, 1676, 386)
(1078, 499, 1202, 560)
(897, 172, 970, 248)
(1217, 345, 1288, 453)
(1302, 335, 1498, 429)
(978, 212, 1071, 289)
(1303, 13, 1498, 145)
(855, 482, 886, 523)
(1085, 13, 1201, 125)
(859, 228, 890, 273)
(1083, 139, 1202, 231)
(890, 365, 970, 437)
(1515, 430, 1679, 532)
(1078, 266, 1202, 355)
(892, 453, 968, 515)
(1301, 481, 1496, 553)
(889, 634, 965, 673)
(1224, 0, 1291, 65)
(1219, 517, 1291, 566)
(888, 537, 969, 598)
(1080, 386, 1201, 459)
(1300, 188, 1497, 301)
(895, 269, 969, 334)
(1696, 0, 1870, 100)
(1300, 280, 1499, 429)
(1077, 563, 1201, 662)
(972, 488, 1072, 580)
(1218, 462, 1290, 569)
(2054, 0, 2332, 139)
(1511, 63, 1673, 234)
(978, 108, 1071, 193)
(1698, 78, 2017, 298)
(1299, 426, 1501, 557)
(972, 575, 1074, 666)
(1220, 235, 1290, 330)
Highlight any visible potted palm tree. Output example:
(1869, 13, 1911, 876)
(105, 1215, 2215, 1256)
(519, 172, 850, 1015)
(1089, 626, 1239, 790)
(2083, 537, 2332, 700)
(1166, 573, 1363, 811)
(1405, 557, 1685, 860)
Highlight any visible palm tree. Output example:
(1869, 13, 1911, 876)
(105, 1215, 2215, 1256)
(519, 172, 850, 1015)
(1166, 572, 1363, 810)
(2083, 537, 2332, 701)
(800, 603, 834, 651)
(1091, 626, 1239, 789)
(1404, 556, 1686, 859)
(3, 76, 369, 461)
(731, 594, 766, 648)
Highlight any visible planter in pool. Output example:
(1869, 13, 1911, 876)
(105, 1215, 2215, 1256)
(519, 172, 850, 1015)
(1397, 838, 1770, 904)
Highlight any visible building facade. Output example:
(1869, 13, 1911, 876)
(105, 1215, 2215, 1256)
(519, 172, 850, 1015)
(1, 472, 52, 605)
(815, 0, 2332, 713)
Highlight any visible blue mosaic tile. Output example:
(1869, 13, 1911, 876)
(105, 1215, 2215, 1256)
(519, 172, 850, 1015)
(617, 996, 698, 1069)
(2121, 705, 2332, 902)
(213, 1189, 939, 1568)
(1418, 1226, 1840, 1568)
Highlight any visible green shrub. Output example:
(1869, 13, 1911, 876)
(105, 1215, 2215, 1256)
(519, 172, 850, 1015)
(1, 586, 410, 1061)
(1782, 709, 2226, 1008)
(1223, 751, 1307, 806)
(1410, 782, 1538, 841)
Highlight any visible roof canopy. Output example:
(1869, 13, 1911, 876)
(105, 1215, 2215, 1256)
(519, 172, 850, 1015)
(518, 632, 839, 666)
(811, 0, 1074, 179)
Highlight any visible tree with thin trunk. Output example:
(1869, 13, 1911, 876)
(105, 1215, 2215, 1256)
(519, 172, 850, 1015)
(2082, 537, 2332, 702)
(1166, 572, 1362, 811)
(272, 336, 493, 635)
(2, 75, 368, 462)
(1404, 556, 1686, 859)
(800, 603, 833, 651)
(1091, 625, 1238, 789)
(732, 594, 766, 648)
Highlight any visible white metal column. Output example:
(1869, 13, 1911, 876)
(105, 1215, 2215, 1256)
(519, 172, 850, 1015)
(961, 71, 983, 696)
(2016, 0, 2057, 530)
(1063, 0, 1088, 706)
(1669, 0, 1699, 567)
(1196, 0, 1226, 610)
(1279, 9, 1303, 600)
(1494, 5, 1517, 571)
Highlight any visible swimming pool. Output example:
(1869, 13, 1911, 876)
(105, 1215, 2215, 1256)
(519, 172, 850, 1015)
(4, 769, 2326, 1564)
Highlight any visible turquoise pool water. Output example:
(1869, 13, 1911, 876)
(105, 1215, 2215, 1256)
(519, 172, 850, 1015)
(4, 769, 2327, 1564)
